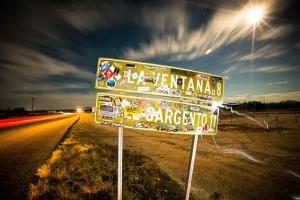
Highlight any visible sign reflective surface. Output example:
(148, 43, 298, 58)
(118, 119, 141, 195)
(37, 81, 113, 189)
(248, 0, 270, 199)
(95, 58, 224, 105)
(95, 93, 219, 135)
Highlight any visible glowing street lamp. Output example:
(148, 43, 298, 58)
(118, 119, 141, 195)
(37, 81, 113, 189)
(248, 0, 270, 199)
(76, 108, 82, 113)
(247, 6, 264, 25)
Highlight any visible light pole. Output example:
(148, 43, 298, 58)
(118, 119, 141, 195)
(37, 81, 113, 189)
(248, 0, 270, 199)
(31, 98, 36, 114)
(247, 6, 264, 64)
(31, 97, 39, 114)
(246, 5, 265, 102)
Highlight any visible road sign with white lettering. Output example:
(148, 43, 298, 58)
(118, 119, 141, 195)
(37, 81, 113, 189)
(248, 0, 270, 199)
(95, 93, 219, 135)
(95, 58, 224, 104)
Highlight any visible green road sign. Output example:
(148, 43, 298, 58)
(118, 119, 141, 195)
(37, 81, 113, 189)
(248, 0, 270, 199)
(95, 58, 224, 105)
(95, 93, 219, 135)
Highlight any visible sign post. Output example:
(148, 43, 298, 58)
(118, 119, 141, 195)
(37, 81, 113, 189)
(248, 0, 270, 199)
(94, 58, 224, 200)
(185, 134, 199, 200)
(118, 126, 123, 200)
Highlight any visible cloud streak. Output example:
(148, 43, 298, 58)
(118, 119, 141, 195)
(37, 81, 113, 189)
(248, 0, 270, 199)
(239, 44, 286, 61)
(56, 1, 131, 32)
(267, 81, 288, 86)
(124, 4, 252, 61)
(257, 25, 292, 41)
(123, 1, 289, 62)
(239, 65, 299, 73)
(0, 43, 94, 95)
(57, 2, 105, 32)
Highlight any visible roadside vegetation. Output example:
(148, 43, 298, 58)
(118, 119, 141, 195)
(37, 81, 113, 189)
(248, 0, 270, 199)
(29, 129, 185, 199)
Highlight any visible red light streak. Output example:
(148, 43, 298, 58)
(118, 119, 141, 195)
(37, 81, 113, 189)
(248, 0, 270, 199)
(0, 114, 71, 128)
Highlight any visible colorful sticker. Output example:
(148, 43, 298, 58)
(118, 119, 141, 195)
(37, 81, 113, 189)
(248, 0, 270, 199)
(106, 79, 116, 87)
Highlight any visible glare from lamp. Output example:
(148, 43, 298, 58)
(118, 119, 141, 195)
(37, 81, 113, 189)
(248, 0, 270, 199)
(76, 108, 82, 113)
(247, 6, 264, 24)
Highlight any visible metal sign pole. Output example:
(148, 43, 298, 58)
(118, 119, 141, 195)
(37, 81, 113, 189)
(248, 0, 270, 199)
(118, 126, 123, 200)
(185, 134, 199, 200)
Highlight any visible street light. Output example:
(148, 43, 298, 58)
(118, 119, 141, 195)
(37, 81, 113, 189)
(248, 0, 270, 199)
(76, 108, 82, 113)
(246, 5, 265, 65)
(247, 6, 264, 25)
(246, 5, 266, 103)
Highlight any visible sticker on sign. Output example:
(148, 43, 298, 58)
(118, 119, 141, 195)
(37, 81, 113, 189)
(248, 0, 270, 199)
(95, 93, 220, 135)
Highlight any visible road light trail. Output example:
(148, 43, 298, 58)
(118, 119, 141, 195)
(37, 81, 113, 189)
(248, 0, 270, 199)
(0, 114, 73, 128)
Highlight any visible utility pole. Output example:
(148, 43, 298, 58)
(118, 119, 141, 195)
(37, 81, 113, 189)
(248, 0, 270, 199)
(31, 98, 36, 114)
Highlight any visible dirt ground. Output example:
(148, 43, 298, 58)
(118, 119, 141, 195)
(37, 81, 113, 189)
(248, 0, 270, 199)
(76, 112, 300, 200)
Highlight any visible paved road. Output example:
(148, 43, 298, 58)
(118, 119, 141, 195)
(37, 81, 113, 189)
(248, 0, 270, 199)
(0, 114, 79, 200)
(0, 114, 72, 128)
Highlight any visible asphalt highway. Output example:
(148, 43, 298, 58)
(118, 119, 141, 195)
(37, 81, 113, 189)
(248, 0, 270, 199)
(0, 114, 72, 128)
(0, 114, 79, 200)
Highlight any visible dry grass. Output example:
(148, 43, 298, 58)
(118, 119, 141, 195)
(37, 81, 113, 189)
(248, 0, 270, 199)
(49, 149, 62, 165)
(219, 111, 300, 132)
(74, 113, 300, 200)
(36, 164, 51, 178)
(29, 133, 185, 200)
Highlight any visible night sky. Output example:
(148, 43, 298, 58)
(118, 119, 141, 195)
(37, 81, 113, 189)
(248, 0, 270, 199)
(0, 0, 300, 110)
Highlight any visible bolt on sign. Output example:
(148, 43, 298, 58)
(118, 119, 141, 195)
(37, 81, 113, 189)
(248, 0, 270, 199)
(94, 57, 224, 135)
(95, 93, 219, 135)
(95, 58, 224, 105)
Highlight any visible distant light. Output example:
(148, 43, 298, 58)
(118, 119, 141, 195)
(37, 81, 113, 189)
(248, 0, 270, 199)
(205, 49, 212, 55)
(247, 6, 264, 24)
(76, 108, 82, 113)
